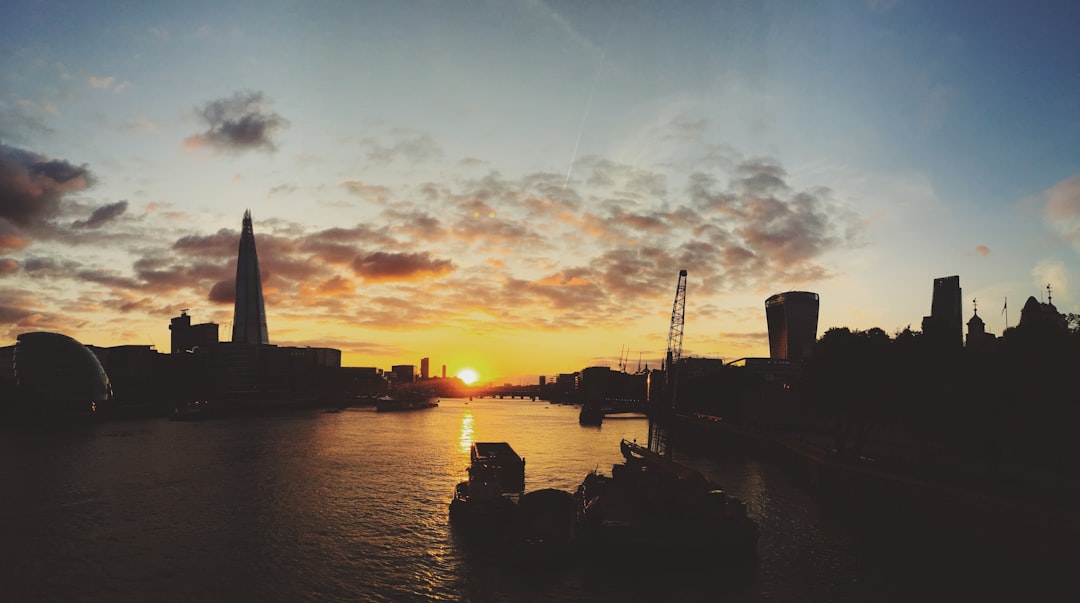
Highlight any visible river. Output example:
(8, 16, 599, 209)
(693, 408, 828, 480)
(0, 398, 1070, 601)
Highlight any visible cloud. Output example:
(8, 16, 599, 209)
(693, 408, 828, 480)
(352, 251, 455, 282)
(0, 144, 94, 228)
(976, 245, 990, 256)
(341, 180, 392, 202)
(88, 75, 115, 89)
(0, 100, 56, 143)
(1044, 176, 1080, 251)
(122, 116, 159, 133)
(182, 91, 288, 153)
(72, 200, 128, 229)
(1032, 259, 1069, 305)
(0, 258, 17, 275)
(0, 222, 30, 251)
(87, 75, 131, 93)
(209, 278, 235, 304)
(361, 131, 442, 165)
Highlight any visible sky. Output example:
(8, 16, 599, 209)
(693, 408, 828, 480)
(2, 0, 1079, 384)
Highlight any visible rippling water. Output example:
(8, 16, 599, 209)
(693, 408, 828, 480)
(0, 398, 1071, 602)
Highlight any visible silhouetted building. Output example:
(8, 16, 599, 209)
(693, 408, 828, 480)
(966, 308, 996, 348)
(922, 275, 962, 349)
(442, 364, 446, 379)
(0, 344, 16, 402)
(421, 357, 430, 380)
(391, 364, 415, 384)
(232, 210, 270, 345)
(88, 344, 163, 406)
(1016, 295, 1067, 335)
(170, 310, 219, 353)
(765, 291, 820, 361)
(8, 332, 111, 415)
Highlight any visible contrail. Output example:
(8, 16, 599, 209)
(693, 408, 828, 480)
(563, 24, 611, 191)
(563, 82, 596, 190)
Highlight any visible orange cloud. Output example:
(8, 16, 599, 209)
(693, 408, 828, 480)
(352, 251, 454, 282)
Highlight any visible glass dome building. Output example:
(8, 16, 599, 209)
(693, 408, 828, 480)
(10, 332, 111, 415)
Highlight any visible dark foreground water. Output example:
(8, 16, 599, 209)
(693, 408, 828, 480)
(0, 398, 1072, 602)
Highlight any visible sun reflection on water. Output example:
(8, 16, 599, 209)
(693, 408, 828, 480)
(458, 411, 474, 454)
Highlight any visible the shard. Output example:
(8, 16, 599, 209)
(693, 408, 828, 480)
(231, 209, 270, 344)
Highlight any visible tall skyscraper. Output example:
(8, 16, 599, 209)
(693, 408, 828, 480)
(231, 210, 270, 345)
(765, 291, 820, 360)
(922, 275, 961, 348)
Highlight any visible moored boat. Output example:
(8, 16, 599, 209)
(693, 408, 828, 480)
(575, 439, 759, 563)
(449, 442, 526, 533)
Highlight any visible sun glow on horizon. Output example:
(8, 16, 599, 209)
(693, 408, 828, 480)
(457, 368, 479, 385)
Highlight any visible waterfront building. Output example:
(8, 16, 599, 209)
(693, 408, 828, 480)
(765, 291, 820, 361)
(232, 210, 270, 345)
(8, 332, 111, 414)
(391, 364, 415, 384)
(169, 309, 220, 353)
(421, 357, 430, 380)
(922, 275, 962, 349)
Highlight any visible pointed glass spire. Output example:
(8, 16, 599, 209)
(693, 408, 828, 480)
(231, 209, 270, 344)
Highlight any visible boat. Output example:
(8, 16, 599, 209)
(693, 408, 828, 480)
(515, 487, 577, 560)
(578, 403, 604, 426)
(374, 393, 439, 412)
(168, 400, 214, 421)
(574, 439, 759, 563)
(470, 442, 526, 492)
(449, 442, 526, 532)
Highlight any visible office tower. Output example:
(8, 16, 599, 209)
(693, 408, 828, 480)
(765, 291, 820, 360)
(421, 357, 430, 380)
(922, 275, 961, 348)
(169, 310, 220, 353)
(231, 210, 270, 345)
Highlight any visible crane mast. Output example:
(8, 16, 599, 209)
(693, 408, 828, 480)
(650, 269, 687, 458)
(665, 269, 688, 409)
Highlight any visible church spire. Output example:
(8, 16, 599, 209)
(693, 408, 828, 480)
(231, 210, 270, 344)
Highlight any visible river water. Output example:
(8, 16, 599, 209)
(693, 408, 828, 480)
(0, 398, 1070, 602)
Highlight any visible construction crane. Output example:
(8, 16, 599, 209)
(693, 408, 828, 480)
(665, 269, 688, 409)
(650, 269, 687, 457)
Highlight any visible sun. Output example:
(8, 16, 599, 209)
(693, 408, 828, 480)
(457, 368, 479, 385)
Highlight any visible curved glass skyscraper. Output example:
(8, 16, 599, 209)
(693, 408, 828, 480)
(231, 210, 270, 344)
(765, 291, 820, 361)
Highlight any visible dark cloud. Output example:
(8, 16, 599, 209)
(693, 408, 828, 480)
(208, 279, 235, 304)
(183, 91, 288, 153)
(0, 143, 94, 227)
(732, 158, 789, 195)
(352, 251, 454, 282)
(173, 228, 239, 258)
(23, 256, 81, 275)
(75, 269, 142, 290)
(72, 200, 128, 229)
(382, 208, 446, 242)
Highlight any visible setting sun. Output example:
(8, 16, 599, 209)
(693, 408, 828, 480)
(456, 368, 479, 385)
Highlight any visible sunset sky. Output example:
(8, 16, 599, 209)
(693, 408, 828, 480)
(2, 1, 1079, 384)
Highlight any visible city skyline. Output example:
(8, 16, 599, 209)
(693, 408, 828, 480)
(2, 1, 1079, 383)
